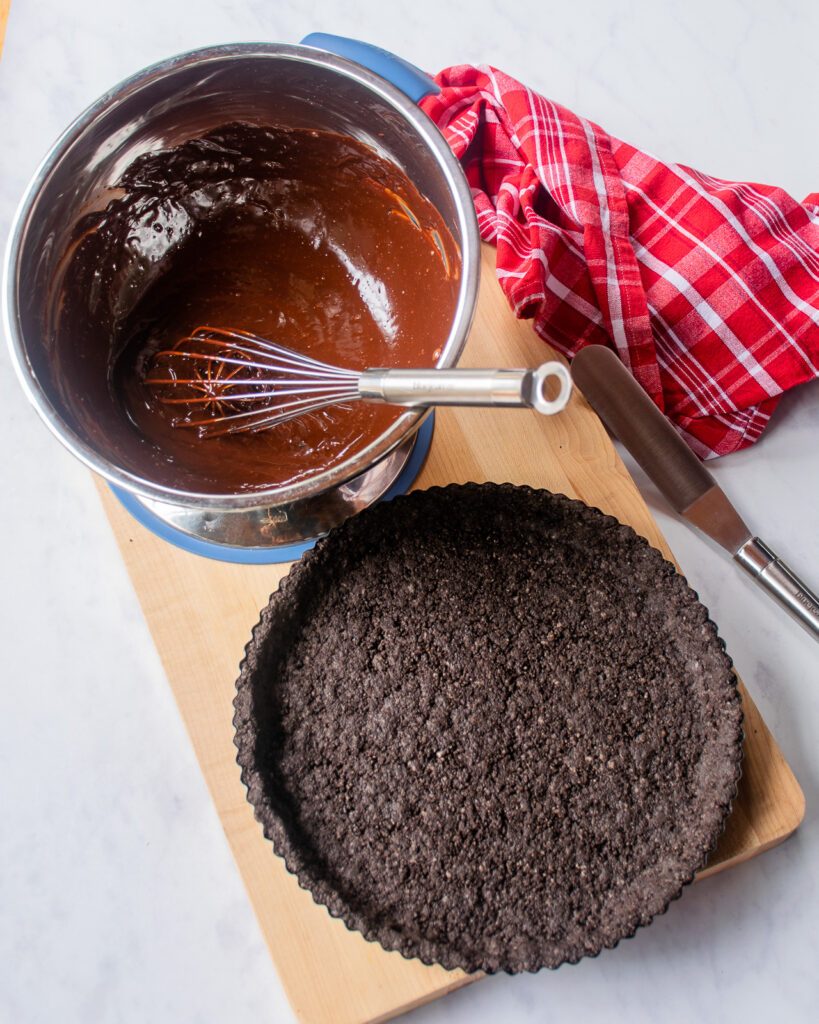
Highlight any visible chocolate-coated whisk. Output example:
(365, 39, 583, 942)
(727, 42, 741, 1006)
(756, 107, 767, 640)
(145, 326, 572, 437)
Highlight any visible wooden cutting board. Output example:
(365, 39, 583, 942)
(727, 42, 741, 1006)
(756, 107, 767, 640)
(0, 1, 9, 56)
(95, 245, 804, 1024)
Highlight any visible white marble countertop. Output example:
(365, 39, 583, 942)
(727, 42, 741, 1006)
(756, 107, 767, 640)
(1, 1, 817, 1021)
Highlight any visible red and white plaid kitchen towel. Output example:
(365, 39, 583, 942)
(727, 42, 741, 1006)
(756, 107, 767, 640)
(422, 66, 819, 458)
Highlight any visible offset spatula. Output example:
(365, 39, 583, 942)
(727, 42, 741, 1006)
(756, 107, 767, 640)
(572, 345, 819, 640)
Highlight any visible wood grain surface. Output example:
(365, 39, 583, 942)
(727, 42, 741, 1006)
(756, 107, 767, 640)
(95, 245, 804, 1024)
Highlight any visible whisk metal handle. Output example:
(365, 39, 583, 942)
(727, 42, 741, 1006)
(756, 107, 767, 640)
(358, 362, 572, 415)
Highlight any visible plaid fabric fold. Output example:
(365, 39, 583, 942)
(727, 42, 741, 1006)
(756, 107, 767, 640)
(422, 66, 819, 457)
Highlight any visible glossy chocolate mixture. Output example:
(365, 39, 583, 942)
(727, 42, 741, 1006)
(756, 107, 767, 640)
(52, 124, 460, 494)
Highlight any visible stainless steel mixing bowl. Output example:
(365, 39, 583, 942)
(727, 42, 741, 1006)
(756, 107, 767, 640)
(4, 41, 480, 548)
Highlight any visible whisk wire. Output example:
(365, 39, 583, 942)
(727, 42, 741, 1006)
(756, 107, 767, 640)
(145, 325, 365, 436)
(144, 379, 363, 399)
(187, 393, 359, 435)
(176, 326, 359, 377)
(153, 349, 359, 382)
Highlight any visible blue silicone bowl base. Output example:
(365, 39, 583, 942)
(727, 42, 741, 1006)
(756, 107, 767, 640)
(109, 414, 434, 564)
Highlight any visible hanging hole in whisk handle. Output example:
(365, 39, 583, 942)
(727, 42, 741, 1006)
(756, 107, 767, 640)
(528, 362, 573, 415)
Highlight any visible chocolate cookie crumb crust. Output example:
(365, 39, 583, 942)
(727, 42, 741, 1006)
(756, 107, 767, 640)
(234, 484, 743, 973)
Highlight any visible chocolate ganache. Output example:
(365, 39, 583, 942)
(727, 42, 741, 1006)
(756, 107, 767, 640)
(52, 123, 460, 494)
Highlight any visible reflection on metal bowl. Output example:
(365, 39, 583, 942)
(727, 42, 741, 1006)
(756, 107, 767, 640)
(4, 41, 480, 552)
